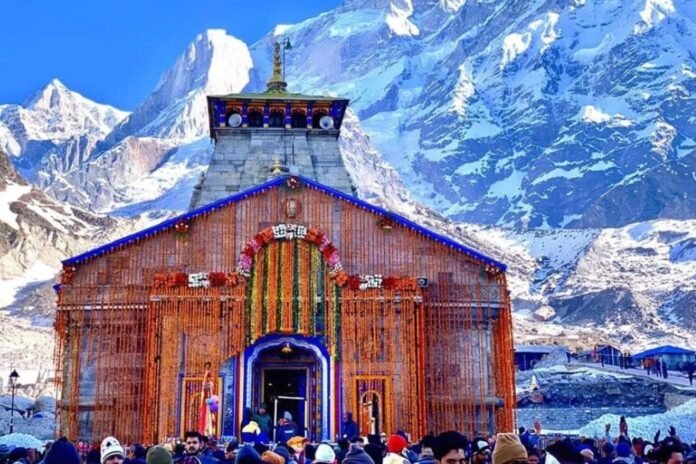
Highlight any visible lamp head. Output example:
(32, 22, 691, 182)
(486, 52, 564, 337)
(283, 38, 293, 50)
(9, 369, 19, 385)
(281, 342, 293, 355)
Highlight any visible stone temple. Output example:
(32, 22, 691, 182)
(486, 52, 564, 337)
(54, 42, 516, 443)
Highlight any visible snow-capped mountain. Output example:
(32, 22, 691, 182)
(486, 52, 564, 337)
(246, 0, 696, 229)
(104, 29, 252, 144)
(0, 147, 148, 371)
(0, 79, 128, 183)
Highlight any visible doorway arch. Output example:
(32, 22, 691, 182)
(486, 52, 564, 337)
(243, 335, 331, 440)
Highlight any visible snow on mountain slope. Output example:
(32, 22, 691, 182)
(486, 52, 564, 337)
(0, 79, 128, 183)
(104, 29, 253, 144)
(246, 0, 696, 229)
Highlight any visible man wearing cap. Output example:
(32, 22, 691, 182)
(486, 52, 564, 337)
(101, 437, 125, 464)
(471, 438, 490, 464)
(384, 435, 410, 464)
(315, 444, 337, 464)
(491, 434, 528, 464)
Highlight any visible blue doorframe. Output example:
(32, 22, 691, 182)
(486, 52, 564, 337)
(243, 334, 332, 441)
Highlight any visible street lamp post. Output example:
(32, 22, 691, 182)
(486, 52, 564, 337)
(9, 369, 19, 434)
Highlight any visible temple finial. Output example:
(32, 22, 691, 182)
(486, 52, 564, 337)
(266, 42, 288, 94)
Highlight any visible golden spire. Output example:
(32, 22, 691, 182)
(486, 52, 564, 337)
(266, 42, 288, 94)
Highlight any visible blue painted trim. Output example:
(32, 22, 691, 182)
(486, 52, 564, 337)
(62, 175, 506, 271)
(242, 334, 331, 441)
(53, 284, 62, 294)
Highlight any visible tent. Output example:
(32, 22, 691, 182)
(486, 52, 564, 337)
(633, 345, 695, 359)
(633, 345, 696, 370)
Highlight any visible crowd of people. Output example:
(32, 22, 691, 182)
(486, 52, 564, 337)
(1, 416, 695, 464)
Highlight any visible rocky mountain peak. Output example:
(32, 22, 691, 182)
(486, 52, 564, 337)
(23, 78, 72, 111)
(104, 29, 252, 144)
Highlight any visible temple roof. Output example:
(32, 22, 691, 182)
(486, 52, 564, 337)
(207, 93, 347, 102)
(62, 175, 507, 271)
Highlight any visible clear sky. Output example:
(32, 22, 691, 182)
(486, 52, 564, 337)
(0, 0, 341, 110)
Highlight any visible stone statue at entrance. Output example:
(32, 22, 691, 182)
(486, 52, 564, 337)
(199, 362, 219, 437)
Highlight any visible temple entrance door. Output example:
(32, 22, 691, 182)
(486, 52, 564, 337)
(263, 368, 308, 439)
(250, 341, 326, 440)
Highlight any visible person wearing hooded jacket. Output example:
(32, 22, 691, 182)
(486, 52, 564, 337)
(344, 443, 376, 464)
(341, 413, 360, 441)
(41, 437, 81, 464)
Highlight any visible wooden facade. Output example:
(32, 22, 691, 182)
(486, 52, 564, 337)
(55, 177, 515, 443)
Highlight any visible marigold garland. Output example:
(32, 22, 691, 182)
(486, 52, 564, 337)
(150, 270, 416, 291)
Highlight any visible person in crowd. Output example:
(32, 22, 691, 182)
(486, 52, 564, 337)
(580, 449, 595, 464)
(127, 444, 147, 464)
(209, 441, 225, 462)
(236, 445, 265, 464)
(274, 445, 295, 464)
(417, 436, 436, 464)
(261, 451, 285, 464)
(343, 443, 376, 464)
(384, 435, 410, 464)
(491, 433, 527, 464)
(304, 444, 317, 464)
(432, 431, 467, 464)
(619, 417, 629, 438)
(470, 438, 491, 464)
(100, 437, 126, 464)
(145, 446, 174, 464)
(661, 360, 669, 379)
(656, 442, 684, 464)
(8, 447, 29, 464)
(277, 413, 299, 444)
(336, 439, 351, 464)
(528, 450, 541, 464)
(42, 437, 80, 464)
(365, 435, 385, 464)
(341, 412, 360, 441)
(546, 439, 584, 464)
(176, 431, 218, 464)
(682, 361, 695, 386)
(315, 444, 337, 464)
(253, 404, 273, 440)
(613, 443, 634, 464)
(220, 443, 238, 464)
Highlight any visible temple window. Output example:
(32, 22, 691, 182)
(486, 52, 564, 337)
(247, 109, 263, 128)
(291, 109, 307, 128)
(269, 109, 284, 128)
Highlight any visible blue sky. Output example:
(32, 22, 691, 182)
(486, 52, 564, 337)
(0, 0, 341, 110)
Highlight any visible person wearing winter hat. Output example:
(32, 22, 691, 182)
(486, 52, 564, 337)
(43, 437, 80, 464)
(237, 444, 265, 464)
(384, 435, 409, 464)
(491, 433, 527, 464)
(614, 443, 634, 464)
(471, 438, 491, 464)
(275, 445, 297, 464)
(580, 449, 595, 464)
(147, 446, 174, 464)
(315, 444, 337, 464)
(343, 443, 376, 464)
(44, 437, 80, 464)
(101, 437, 125, 463)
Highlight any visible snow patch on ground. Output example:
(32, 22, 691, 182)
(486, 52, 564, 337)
(579, 399, 696, 443)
